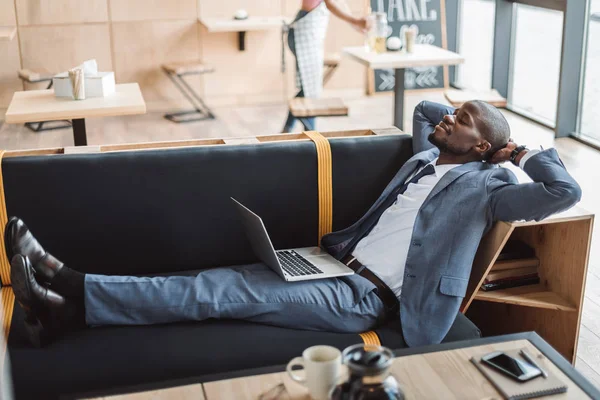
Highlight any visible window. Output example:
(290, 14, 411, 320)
(508, 4, 564, 126)
(455, 0, 496, 91)
(579, 0, 600, 142)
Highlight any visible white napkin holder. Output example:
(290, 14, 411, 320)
(53, 59, 115, 99)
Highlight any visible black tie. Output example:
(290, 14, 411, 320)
(346, 164, 436, 255)
(372, 163, 436, 222)
(395, 164, 436, 197)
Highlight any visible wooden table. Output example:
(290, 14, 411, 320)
(199, 17, 290, 51)
(5, 83, 146, 146)
(79, 333, 600, 400)
(0, 26, 16, 41)
(342, 44, 464, 131)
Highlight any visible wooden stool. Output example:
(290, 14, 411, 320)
(289, 97, 348, 130)
(17, 69, 72, 132)
(161, 61, 216, 123)
(323, 53, 340, 86)
(444, 89, 507, 108)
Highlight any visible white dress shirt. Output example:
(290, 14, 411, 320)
(352, 151, 540, 298)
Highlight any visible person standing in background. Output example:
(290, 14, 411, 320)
(282, 0, 371, 132)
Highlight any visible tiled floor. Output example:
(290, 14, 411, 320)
(1, 90, 599, 385)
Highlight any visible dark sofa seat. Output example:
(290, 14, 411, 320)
(2, 132, 481, 399)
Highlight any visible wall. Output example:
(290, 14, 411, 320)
(0, 0, 368, 113)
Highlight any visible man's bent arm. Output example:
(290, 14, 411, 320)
(488, 149, 582, 222)
(412, 101, 455, 154)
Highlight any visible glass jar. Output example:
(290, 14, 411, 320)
(367, 12, 389, 53)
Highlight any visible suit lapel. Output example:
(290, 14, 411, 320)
(377, 149, 439, 202)
(322, 149, 439, 257)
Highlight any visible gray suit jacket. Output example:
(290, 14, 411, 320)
(322, 101, 582, 347)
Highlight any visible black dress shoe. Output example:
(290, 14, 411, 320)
(11, 255, 67, 347)
(5, 217, 64, 284)
(10, 254, 65, 312)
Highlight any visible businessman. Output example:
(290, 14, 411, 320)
(7, 101, 581, 348)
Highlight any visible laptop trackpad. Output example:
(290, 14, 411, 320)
(292, 247, 330, 258)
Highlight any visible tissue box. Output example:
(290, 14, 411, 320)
(53, 72, 116, 99)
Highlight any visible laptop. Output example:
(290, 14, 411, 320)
(232, 198, 354, 282)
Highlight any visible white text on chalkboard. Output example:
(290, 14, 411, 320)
(376, 0, 438, 22)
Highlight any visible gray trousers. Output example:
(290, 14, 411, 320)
(84, 263, 386, 333)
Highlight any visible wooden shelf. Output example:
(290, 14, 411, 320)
(474, 284, 577, 312)
(198, 16, 290, 51)
(0, 26, 17, 41)
(199, 17, 289, 33)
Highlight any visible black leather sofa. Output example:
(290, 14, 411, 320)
(3, 131, 480, 399)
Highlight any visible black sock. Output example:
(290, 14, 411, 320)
(50, 266, 85, 298)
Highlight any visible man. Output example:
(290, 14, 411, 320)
(7, 101, 581, 348)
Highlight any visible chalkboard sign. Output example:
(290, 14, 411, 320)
(369, 0, 448, 93)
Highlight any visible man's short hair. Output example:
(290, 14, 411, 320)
(470, 100, 511, 159)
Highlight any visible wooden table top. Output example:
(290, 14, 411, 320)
(88, 384, 205, 400)
(5, 83, 146, 124)
(199, 16, 290, 33)
(82, 334, 599, 400)
(0, 26, 16, 41)
(342, 44, 465, 69)
(203, 339, 589, 400)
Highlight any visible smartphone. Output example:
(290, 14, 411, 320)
(481, 351, 543, 382)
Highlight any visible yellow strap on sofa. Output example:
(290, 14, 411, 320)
(359, 330, 381, 346)
(0, 150, 9, 287)
(0, 150, 14, 371)
(0, 287, 14, 380)
(304, 131, 333, 245)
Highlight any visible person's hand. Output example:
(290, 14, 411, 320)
(351, 16, 371, 33)
(489, 140, 518, 164)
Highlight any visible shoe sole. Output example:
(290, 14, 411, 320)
(3, 217, 17, 265)
(11, 256, 34, 312)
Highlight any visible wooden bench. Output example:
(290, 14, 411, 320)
(17, 68, 71, 132)
(444, 89, 507, 108)
(323, 53, 340, 85)
(18, 69, 56, 83)
(287, 97, 348, 130)
(289, 97, 348, 119)
(161, 60, 215, 123)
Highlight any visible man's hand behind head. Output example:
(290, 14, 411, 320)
(489, 139, 516, 164)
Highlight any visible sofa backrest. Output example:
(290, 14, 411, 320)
(2, 134, 413, 276)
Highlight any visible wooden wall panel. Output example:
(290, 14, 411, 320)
(200, 24, 285, 105)
(282, 0, 367, 17)
(19, 24, 113, 75)
(0, 40, 23, 108)
(0, 0, 17, 25)
(110, 0, 197, 22)
(111, 20, 202, 107)
(15, 0, 108, 25)
(0, 1, 369, 115)
(199, 0, 282, 19)
(324, 15, 367, 91)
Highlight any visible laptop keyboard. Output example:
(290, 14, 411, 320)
(277, 250, 323, 277)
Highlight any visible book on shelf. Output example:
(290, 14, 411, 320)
(484, 273, 539, 286)
(485, 267, 538, 283)
(496, 240, 536, 261)
(481, 276, 540, 291)
(491, 257, 539, 271)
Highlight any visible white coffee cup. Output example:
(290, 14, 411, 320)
(286, 345, 341, 400)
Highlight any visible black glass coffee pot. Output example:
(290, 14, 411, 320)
(330, 343, 404, 400)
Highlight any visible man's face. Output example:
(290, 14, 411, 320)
(428, 102, 485, 157)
